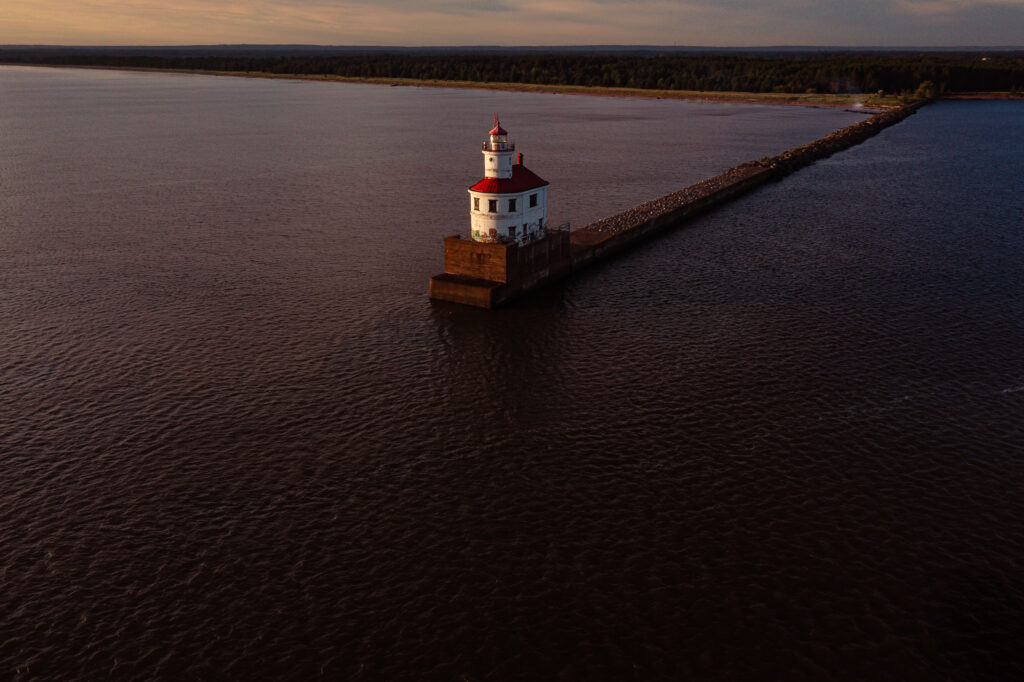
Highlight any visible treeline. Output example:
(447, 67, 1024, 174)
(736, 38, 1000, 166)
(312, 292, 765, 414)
(5, 51, 1023, 93)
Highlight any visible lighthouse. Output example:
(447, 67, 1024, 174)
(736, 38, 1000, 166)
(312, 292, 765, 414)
(468, 116, 549, 244)
(430, 115, 569, 308)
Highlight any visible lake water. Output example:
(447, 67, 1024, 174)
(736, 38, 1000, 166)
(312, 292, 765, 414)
(1, 66, 1022, 681)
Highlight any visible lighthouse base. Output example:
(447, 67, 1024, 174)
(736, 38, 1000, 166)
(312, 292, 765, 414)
(429, 232, 571, 309)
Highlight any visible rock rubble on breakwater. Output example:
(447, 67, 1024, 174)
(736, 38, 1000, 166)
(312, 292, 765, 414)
(576, 101, 927, 239)
(584, 166, 767, 236)
(749, 100, 928, 177)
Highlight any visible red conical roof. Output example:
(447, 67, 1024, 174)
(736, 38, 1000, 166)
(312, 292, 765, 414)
(489, 114, 507, 136)
(469, 164, 548, 194)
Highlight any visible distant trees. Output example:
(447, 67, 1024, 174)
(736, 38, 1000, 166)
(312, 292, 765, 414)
(3, 50, 1022, 94)
(914, 80, 938, 99)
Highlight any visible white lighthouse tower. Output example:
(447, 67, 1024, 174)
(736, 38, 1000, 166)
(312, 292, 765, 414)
(468, 115, 549, 244)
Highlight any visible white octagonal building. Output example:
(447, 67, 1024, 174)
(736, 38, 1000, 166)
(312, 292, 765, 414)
(468, 116, 549, 244)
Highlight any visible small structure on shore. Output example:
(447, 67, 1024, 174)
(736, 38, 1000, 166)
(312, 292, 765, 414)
(468, 115, 549, 244)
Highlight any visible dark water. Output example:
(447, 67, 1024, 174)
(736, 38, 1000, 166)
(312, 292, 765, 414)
(1, 66, 1022, 681)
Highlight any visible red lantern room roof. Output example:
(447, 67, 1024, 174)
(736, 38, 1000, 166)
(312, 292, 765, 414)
(489, 114, 507, 136)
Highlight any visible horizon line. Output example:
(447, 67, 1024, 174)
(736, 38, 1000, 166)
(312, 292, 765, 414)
(4, 44, 1024, 51)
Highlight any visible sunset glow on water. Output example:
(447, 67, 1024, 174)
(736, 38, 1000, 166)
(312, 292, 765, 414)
(2, 66, 1022, 680)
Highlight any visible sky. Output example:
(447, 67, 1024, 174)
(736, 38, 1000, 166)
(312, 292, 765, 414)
(4, 0, 1023, 46)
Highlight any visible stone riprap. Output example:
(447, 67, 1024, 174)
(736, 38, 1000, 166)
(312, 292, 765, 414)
(751, 100, 927, 177)
(582, 165, 767, 236)
(579, 101, 927, 239)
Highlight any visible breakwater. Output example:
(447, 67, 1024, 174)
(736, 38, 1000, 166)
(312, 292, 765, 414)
(430, 101, 928, 308)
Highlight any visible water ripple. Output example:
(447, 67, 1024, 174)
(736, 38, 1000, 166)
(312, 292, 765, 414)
(1, 69, 1022, 680)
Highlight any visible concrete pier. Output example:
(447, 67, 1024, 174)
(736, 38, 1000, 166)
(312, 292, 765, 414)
(428, 229, 572, 308)
(429, 101, 928, 308)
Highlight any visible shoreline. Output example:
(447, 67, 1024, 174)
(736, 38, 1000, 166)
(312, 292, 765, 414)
(8, 63, 907, 110)
(13, 63, 1020, 107)
(940, 91, 1024, 100)
(6, 63, 1021, 109)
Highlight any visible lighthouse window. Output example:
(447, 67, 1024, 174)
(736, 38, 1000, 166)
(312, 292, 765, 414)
(508, 198, 517, 212)
(529, 193, 538, 208)
(488, 199, 497, 213)
(473, 197, 480, 211)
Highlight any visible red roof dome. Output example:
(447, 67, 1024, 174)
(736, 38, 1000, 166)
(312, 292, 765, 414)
(469, 164, 548, 194)
(489, 115, 507, 136)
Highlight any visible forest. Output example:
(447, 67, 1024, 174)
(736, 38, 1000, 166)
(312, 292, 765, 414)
(3, 50, 1022, 94)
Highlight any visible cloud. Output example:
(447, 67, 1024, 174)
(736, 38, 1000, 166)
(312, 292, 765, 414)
(2, 0, 1022, 45)
(894, 0, 1023, 14)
